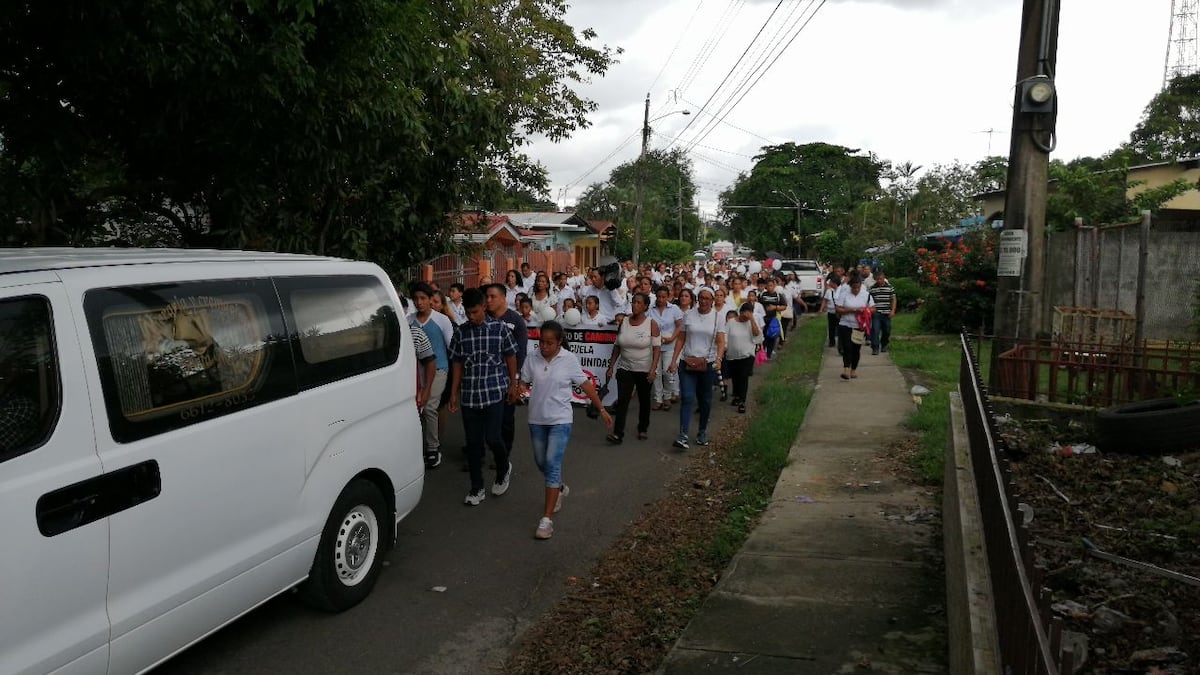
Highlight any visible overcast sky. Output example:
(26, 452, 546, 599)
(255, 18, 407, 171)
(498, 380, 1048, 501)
(527, 0, 1172, 217)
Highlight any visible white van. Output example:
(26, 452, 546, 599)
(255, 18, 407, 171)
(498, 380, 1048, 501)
(0, 248, 424, 675)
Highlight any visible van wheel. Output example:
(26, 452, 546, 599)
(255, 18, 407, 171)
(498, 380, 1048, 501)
(299, 480, 389, 612)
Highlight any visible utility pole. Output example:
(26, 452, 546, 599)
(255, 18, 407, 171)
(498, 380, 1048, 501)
(677, 171, 684, 242)
(632, 93, 650, 266)
(991, 0, 1060, 385)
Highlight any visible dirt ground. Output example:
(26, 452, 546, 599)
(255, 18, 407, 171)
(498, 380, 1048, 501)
(1002, 421, 1199, 675)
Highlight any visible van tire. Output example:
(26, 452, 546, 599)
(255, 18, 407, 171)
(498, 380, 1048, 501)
(1095, 398, 1200, 454)
(299, 479, 389, 612)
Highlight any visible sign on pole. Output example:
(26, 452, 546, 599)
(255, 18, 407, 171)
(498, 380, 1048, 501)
(997, 229, 1028, 277)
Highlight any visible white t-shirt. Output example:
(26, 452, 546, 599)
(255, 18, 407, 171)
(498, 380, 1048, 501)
(522, 272, 537, 291)
(615, 316, 659, 372)
(521, 348, 590, 425)
(649, 302, 684, 351)
(580, 285, 627, 318)
(505, 286, 521, 310)
(837, 287, 873, 328)
(530, 291, 558, 317)
(681, 308, 725, 362)
(579, 311, 610, 328)
(823, 288, 837, 314)
(415, 310, 455, 352)
(449, 299, 467, 325)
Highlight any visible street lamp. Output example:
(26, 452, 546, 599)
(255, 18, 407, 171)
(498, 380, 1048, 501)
(632, 94, 689, 266)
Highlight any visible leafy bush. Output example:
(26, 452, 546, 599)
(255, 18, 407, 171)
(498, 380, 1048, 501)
(645, 238, 692, 263)
(889, 277, 922, 310)
(916, 230, 998, 333)
(880, 238, 921, 278)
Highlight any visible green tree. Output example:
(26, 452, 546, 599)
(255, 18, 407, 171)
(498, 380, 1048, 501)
(1128, 72, 1200, 161)
(573, 148, 701, 258)
(719, 142, 884, 256)
(0, 0, 617, 272)
(1045, 152, 1193, 229)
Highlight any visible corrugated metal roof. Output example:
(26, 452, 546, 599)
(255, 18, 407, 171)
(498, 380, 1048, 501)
(0, 247, 342, 276)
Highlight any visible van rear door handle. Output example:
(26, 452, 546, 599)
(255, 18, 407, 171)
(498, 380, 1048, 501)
(36, 460, 162, 537)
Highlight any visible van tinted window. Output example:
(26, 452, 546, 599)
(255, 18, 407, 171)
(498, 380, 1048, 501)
(275, 276, 400, 390)
(85, 279, 295, 442)
(0, 296, 60, 462)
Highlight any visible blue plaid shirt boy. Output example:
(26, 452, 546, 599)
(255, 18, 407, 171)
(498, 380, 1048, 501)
(449, 315, 517, 409)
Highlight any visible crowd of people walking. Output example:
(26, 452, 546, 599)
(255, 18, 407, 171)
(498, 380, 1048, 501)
(402, 257, 896, 539)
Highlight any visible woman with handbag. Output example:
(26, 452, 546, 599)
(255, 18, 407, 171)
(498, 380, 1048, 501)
(724, 303, 762, 414)
(835, 271, 873, 380)
(605, 292, 660, 443)
(669, 286, 726, 450)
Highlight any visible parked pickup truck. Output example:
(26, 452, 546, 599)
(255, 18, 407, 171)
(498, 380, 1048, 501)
(779, 259, 824, 309)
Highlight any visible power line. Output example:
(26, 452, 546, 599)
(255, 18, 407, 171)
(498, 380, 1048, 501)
(647, 0, 707, 94)
(563, 130, 640, 191)
(681, 0, 830, 152)
(679, 97, 779, 144)
(650, 129, 754, 158)
(684, 0, 828, 153)
(675, 0, 747, 97)
(680, 0, 817, 151)
(666, 0, 786, 150)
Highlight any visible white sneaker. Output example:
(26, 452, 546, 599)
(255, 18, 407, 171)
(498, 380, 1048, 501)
(464, 489, 485, 506)
(554, 484, 569, 513)
(491, 462, 513, 496)
(535, 517, 554, 539)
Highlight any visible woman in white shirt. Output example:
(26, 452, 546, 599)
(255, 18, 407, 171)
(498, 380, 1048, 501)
(519, 321, 611, 540)
(605, 292, 661, 443)
(530, 272, 559, 318)
(835, 271, 873, 380)
(723, 302, 763, 414)
(649, 286, 684, 411)
(504, 269, 523, 310)
(669, 286, 726, 450)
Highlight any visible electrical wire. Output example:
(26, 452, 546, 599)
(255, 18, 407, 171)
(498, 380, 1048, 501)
(562, 130, 640, 191)
(680, 97, 779, 144)
(675, 0, 746, 98)
(647, 0, 707, 94)
(683, 0, 828, 153)
(679, 0, 817, 151)
(666, 0, 786, 150)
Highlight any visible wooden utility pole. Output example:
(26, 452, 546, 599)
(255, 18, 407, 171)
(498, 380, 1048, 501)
(991, 0, 1061, 384)
(632, 93, 650, 266)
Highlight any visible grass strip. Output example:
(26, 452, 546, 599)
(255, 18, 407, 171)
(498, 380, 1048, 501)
(706, 318, 825, 560)
(504, 316, 826, 674)
(888, 313, 962, 483)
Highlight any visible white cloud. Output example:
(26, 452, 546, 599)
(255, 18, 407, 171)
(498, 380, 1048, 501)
(533, 0, 1173, 214)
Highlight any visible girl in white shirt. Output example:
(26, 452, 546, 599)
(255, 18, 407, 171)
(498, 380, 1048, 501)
(723, 303, 763, 414)
(519, 321, 611, 539)
(579, 295, 610, 328)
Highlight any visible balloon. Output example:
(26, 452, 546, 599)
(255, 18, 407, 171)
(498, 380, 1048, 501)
(735, 264, 746, 274)
(771, 258, 782, 271)
(747, 261, 763, 275)
(538, 305, 557, 321)
(563, 308, 582, 326)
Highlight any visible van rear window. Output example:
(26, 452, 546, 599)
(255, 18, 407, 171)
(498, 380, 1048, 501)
(85, 279, 295, 442)
(0, 296, 60, 462)
(275, 276, 400, 390)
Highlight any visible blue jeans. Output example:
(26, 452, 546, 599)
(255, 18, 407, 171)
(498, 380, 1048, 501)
(871, 313, 892, 351)
(528, 423, 572, 487)
(678, 362, 714, 439)
(462, 402, 508, 492)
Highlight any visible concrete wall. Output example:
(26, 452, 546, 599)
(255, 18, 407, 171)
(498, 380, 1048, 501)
(944, 393, 1002, 675)
(1045, 228, 1200, 341)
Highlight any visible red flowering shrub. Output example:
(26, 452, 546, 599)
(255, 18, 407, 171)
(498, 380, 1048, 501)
(915, 230, 998, 333)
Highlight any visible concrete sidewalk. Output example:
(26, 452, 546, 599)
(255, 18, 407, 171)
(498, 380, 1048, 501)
(661, 344, 947, 674)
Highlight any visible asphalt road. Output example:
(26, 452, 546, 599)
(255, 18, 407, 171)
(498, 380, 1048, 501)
(158, 385, 746, 674)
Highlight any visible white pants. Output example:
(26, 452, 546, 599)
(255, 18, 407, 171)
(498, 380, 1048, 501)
(654, 347, 678, 402)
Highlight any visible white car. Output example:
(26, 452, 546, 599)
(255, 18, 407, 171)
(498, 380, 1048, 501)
(0, 248, 424, 675)
(778, 259, 824, 308)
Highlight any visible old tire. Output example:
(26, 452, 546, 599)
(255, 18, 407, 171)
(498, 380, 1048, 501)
(299, 479, 390, 612)
(1095, 398, 1200, 454)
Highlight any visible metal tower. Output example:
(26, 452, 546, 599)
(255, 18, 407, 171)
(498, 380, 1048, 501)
(1165, 0, 1200, 87)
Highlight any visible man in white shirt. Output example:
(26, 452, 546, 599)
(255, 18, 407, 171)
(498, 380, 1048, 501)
(553, 272, 575, 305)
(579, 268, 628, 320)
(447, 283, 468, 325)
(567, 265, 586, 291)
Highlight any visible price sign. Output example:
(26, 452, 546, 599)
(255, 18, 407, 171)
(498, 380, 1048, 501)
(997, 229, 1027, 277)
